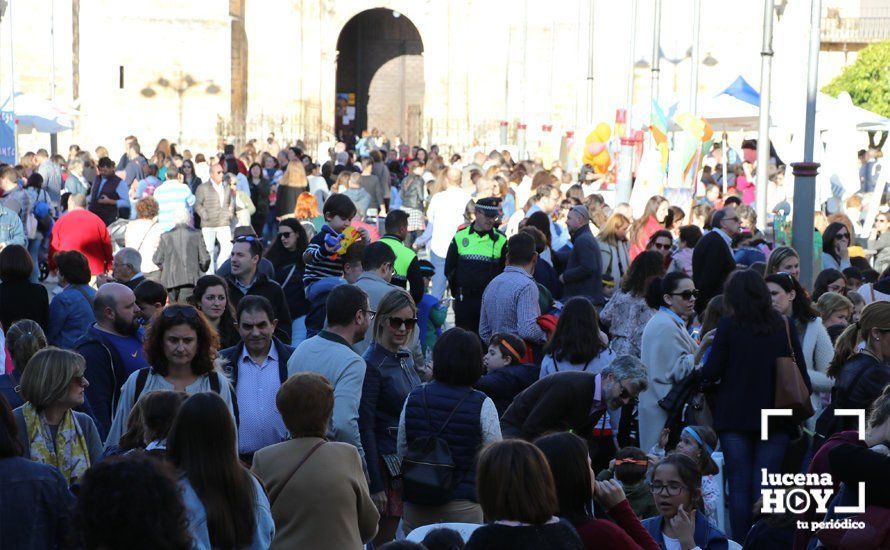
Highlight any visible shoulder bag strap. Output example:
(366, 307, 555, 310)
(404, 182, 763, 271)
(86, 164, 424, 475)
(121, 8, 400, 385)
(280, 264, 298, 289)
(135, 221, 158, 255)
(72, 285, 94, 307)
(782, 316, 797, 363)
(133, 368, 151, 402)
(433, 389, 475, 438)
(266, 440, 326, 506)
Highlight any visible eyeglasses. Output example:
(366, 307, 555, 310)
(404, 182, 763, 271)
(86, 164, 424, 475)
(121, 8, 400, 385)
(649, 483, 689, 496)
(363, 309, 377, 320)
(162, 305, 200, 321)
(669, 289, 700, 300)
(387, 316, 417, 330)
(827, 283, 846, 294)
(618, 381, 636, 401)
(652, 243, 672, 251)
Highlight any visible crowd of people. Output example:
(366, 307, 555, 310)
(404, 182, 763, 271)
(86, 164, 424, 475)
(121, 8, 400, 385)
(0, 133, 888, 549)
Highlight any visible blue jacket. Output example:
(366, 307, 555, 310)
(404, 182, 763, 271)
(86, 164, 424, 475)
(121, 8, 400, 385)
(0, 203, 25, 247)
(404, 381, 486, 502)
(359, 342, 422, 493)
(642, 510, 728, 549)
(475, 363, 540, 417)
(218, 338, 294, 386)
(74, 324, 147, 440)
(0, 457, 75, 549)
(47, 284, 96, 350)
(304, 275, 346, 337)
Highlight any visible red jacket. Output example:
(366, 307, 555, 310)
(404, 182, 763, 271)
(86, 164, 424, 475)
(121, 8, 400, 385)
(49, 209, 114, 275)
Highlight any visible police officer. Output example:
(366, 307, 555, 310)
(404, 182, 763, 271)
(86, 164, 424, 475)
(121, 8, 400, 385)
(380, 209, 424, 304)
(445, 196, 507, 333)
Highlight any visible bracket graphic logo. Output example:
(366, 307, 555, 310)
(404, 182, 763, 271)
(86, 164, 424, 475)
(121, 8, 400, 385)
(759, 409, 866, 529)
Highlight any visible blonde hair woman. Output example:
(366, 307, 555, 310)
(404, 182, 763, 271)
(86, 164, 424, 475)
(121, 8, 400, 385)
(823, 302, 890, 435)
(13, 347, 102, 484)
(359, 289, 422, 543)
(816, 292, 854, 330)
(275, 160, 308, 220)
(597, 213, 631, 296)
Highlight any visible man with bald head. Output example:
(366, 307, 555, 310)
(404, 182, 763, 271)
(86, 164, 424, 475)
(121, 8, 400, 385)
(74, 282, 147, 439)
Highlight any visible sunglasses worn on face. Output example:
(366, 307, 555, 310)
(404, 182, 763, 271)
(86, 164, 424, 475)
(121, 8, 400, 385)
(388, 317, 417, 330)
(279, 231, 295, 239)
(670, 290, 699, 300)
(653, 243, 671, 251)
(162, 306, 200, 321)
(836, 233, 850, 240)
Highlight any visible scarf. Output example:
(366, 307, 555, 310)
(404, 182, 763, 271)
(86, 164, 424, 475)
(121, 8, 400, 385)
(22, 402, 90, 485)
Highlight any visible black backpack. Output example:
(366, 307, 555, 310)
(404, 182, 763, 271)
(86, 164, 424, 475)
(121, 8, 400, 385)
(402, 388, 473, 506)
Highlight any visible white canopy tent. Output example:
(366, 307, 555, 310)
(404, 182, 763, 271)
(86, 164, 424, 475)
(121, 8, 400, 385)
(0, 92, 77, 134)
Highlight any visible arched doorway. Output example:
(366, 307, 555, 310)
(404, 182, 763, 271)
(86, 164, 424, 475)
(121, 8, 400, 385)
(335, 9, 424, 149)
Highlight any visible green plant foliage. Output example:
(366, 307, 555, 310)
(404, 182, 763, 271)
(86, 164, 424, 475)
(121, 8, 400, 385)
(822, 41, 890, 118)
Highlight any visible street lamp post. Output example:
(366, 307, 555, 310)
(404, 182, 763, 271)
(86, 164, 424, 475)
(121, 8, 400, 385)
(141, 73, 220, 145)
(755, 0, 775, 231)
(791, 0, 822, 289)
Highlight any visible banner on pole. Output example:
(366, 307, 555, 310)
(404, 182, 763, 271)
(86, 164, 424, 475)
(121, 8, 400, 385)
(0, 111, 14, 165)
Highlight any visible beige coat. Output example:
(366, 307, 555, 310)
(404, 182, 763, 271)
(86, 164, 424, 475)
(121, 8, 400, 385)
(251, 437, 379, 549)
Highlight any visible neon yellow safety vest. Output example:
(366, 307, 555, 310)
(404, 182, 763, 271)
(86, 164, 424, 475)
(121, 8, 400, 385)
(380, 235, 417, 282)
(453, 226, 506, 263)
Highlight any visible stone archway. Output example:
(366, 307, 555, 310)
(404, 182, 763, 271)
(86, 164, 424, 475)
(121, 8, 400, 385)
(334, 8, 424, 148)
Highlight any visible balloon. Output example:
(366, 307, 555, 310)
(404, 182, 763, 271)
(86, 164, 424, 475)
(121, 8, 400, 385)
(587, 142, 605, 155)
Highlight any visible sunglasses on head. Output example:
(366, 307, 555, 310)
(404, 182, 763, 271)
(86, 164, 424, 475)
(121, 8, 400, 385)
(669, 289, 700, 300)
(234, 235, 260, 243)
(162, 306, 200, 321)
(387, 316, 417, 330)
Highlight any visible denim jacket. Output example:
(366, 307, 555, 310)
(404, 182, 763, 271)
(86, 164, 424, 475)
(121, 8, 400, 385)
(0, 457, 75, 549)
(48, 284, 97, 349)
(180, 475, 274, 549)
(0, 204, 25, 247)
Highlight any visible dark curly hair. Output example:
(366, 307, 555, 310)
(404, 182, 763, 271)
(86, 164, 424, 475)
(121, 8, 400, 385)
(76, 454, 192, 550)
(143, 304, 219, 377)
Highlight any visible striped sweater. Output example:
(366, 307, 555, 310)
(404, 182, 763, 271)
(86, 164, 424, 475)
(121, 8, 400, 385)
(303, 224, 345, 286)
(153, 181, 196, 231)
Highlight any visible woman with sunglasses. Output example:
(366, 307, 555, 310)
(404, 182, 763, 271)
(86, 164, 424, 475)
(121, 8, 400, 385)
(868, 213, 890, 275)
(646, 229, 674, 271)
(359, 289, 423, 545)
(699, 270, 809, 539)
(765, 273, 834, 428)
(822, 221, 853, 271)
(639, 272, 709, 452)
(266, 219, 310, 346)
(12, 347, 102, 485)
(104, 303, 235, 448)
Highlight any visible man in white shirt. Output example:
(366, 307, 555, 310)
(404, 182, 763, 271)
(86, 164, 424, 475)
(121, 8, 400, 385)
(423, 167, 471, 299)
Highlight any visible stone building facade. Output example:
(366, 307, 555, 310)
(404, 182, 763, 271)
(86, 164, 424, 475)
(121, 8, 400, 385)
(1, 0, 885, 159)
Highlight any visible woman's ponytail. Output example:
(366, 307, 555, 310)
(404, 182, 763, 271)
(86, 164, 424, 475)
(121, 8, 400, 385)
(827, 323, 861, 378)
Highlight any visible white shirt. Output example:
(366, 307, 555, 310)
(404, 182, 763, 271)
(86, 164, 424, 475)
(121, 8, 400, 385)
(211, 180, 227, 207)
(426, 186, 471, 257)
(236, 344, 288, 454)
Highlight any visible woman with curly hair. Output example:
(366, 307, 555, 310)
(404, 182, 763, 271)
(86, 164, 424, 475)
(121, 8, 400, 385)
(104, 303, 234, 448)
(294, 191, 324, 239)
(76, 454, 193, 550)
